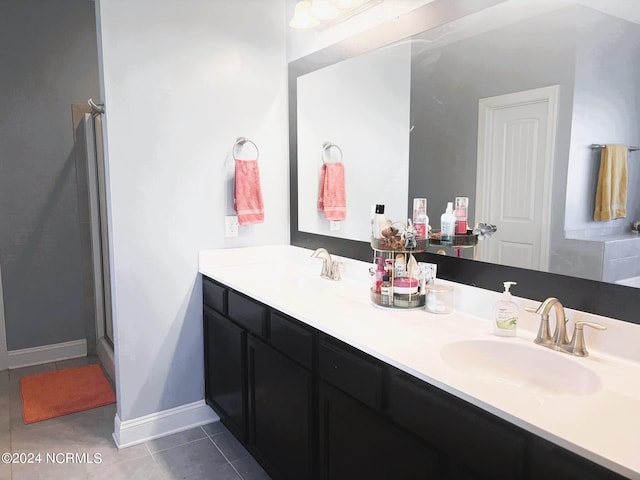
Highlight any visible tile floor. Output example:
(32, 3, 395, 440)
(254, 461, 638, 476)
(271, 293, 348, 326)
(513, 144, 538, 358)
(0, 356, 270, 480)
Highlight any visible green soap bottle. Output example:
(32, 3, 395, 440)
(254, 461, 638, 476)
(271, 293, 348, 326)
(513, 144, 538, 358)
(493, 281, 518, 337)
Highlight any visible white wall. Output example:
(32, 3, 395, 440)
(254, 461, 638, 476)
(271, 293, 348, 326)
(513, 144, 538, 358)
(297, 41, 412, 240)
(96, 0, 289, 424)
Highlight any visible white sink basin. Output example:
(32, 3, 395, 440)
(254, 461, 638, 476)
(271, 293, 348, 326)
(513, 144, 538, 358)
(440, 340, 601, 396)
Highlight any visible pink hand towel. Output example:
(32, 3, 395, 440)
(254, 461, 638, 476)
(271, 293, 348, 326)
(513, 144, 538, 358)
(317, 162, 346, 221)
(234, 159, 264, 225)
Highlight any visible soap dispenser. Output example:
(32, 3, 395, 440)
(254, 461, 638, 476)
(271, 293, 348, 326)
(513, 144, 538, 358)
(493, 281, 518, 337)
(440, 202, 455, 242)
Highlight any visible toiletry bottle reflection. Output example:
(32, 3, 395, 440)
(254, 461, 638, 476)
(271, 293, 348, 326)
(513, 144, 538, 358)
(454, 196, 468, 234)
(412, 198, 428, 239)
(440, 202, 455, 242)
(374, 204, 386, 239)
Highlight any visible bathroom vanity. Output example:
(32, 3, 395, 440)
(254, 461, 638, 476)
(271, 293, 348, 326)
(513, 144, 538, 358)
(200, 245, 639, 480)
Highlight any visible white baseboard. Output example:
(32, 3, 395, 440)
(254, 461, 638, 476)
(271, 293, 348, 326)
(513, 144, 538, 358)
(113, 400, 219, 449)
(8, 339, 87, 369)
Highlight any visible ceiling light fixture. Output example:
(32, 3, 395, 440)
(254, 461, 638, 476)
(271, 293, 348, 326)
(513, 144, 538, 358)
(289, 1, 321, 29)
(310, 0, 340, 20)
(289, 0, 382, 30)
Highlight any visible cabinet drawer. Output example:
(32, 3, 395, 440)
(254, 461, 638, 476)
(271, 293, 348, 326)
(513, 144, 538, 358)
(228, 291, 267, 337)
(203, 277, 226, 314)
(388, 369, 525, 480)
(270, 312, 313, 369)
(318, 337, 382, 410)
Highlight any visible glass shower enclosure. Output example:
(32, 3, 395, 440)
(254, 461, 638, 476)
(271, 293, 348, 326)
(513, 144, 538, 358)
(74, 102, 114, 382)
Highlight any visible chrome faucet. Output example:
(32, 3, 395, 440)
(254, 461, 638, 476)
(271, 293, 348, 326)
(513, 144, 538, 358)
(311, 248, 342, 280)
(526, 297, 569, 348)
(526, 297, 606, 356)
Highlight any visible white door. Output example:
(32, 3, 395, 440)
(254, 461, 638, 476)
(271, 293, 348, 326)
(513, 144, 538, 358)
(476, 86, 559, 270)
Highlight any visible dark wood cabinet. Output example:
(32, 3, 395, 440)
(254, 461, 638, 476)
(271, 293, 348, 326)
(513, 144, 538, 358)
(203, 305, 247, 442)
(203, 278, 315, 479)
(318, 381, 442, 480)
(248, 336, 314, 480)
(527, 437, 628, 480)
(318, 336, 383, 410)
(202, 276, 630, 480)
(228, 290, 267, 337)
(388, 369, 525, 480)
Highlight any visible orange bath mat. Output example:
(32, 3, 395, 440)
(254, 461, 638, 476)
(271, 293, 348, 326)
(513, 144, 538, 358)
(20, 364, 115, 424)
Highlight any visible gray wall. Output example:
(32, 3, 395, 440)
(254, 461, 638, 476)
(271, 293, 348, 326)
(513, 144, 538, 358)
(0, 0, 100, 350)
(566, 9, 640, 236)
(549, 8, 640, 280)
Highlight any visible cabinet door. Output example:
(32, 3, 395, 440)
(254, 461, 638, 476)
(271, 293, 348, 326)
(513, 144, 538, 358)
(388, 369, 525, 480)
(318, 381, 442, 480)
(248, 336, 313, 480)
(204, 306, 247, 442)
(527, 437, 629, 480)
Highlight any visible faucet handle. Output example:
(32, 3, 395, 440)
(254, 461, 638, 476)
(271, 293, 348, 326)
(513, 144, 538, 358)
(565, 321, 607, 357)
(331, 261, 343, 281)
(576, 321, 607, 330)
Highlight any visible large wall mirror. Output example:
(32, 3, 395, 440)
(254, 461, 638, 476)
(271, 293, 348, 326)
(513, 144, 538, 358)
(289, 0, 640, 325)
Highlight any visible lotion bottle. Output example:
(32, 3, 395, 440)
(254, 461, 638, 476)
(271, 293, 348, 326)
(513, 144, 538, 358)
(440, 202, 455, 242)
(493, 281, 518, 337)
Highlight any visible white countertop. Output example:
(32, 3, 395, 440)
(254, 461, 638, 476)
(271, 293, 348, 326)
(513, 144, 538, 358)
(199, 245, 640, 479)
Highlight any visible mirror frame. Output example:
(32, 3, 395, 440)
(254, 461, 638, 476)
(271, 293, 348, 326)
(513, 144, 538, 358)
(288, 0, 640, 325)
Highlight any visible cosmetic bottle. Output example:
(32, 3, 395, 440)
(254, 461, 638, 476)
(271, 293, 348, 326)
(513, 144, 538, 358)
(380, 275, 393, 306)
(394, 254, 406, 278)
(440, 202, 455, 242)
(374, 257, 385, 294)
(493, 281, 518, 337)
(374, 204, 386, 239)
(370, 205, 376, 239)
(412, 198, 428, 239)
(454, 196, 469, 234)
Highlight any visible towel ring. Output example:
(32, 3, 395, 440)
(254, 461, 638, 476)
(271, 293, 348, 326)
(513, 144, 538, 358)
(322, 142, 343, 163)
(233, 137, 260, 160)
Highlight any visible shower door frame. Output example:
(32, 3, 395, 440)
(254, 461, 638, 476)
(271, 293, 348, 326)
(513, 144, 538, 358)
(76, 106, 115, 381)
(0, 265, 8, 371)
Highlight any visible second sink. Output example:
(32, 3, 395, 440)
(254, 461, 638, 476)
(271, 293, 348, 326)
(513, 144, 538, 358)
(440, 340, 601, 396)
